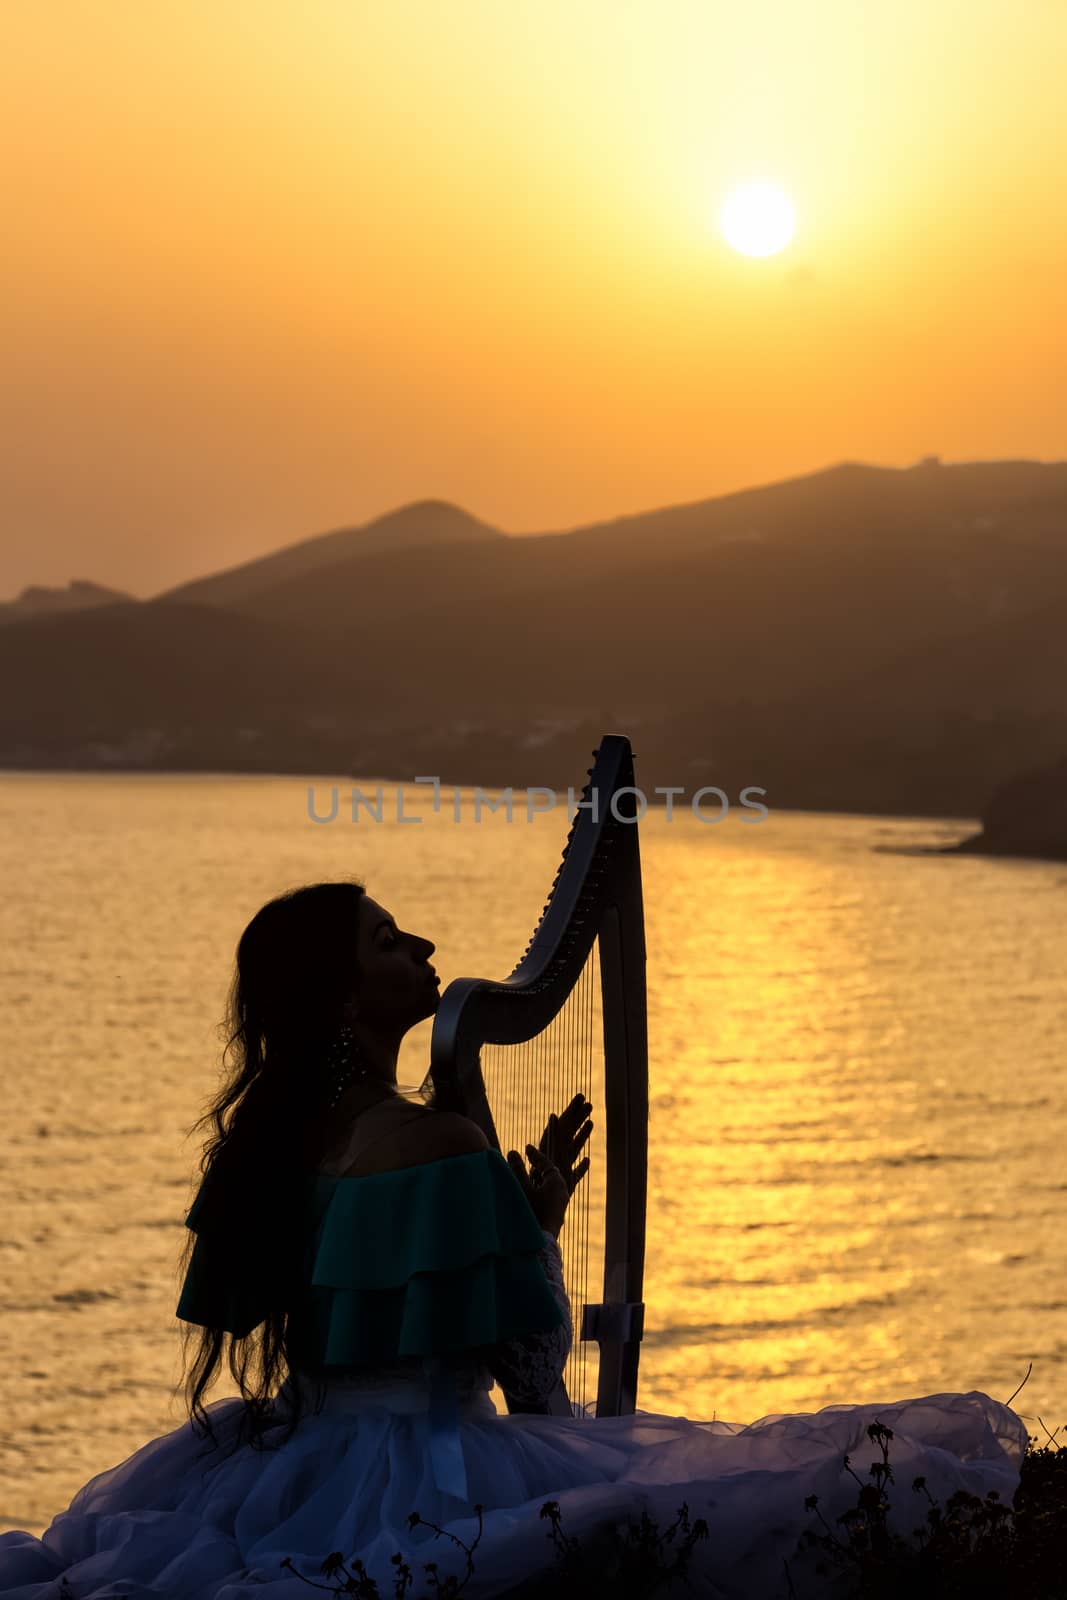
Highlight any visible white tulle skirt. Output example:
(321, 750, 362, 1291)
(0, 1369, 1027, 1600)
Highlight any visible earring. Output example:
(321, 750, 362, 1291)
(323, 1024, 369, 1110)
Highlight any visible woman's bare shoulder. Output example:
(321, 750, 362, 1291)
(415, 1111, 490, 1158)
(336, 1104, 489, 1177)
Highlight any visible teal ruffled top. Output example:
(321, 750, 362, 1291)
(176, 1148, 564, 1369)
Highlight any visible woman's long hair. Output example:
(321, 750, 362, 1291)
(176, 879, 366, 1457)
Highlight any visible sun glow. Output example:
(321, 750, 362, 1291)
(719, 181, 796, 257)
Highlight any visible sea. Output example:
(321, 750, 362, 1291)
(1, 770, 1065, 1535)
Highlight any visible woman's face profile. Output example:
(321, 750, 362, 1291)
(353, 894, 440, 1033)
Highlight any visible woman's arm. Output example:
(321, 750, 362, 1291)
(483, 1229, 573, 1407)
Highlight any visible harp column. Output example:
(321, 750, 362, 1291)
(579, 784, 648, 1417)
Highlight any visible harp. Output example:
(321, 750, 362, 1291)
(427, 733, 648, 1418)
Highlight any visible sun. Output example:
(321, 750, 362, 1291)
(719, 180, 796, 258)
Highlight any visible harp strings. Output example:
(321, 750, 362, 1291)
(479, 938, 604, 1417)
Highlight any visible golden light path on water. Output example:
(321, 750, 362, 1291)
(1, 772, 1065, 1532)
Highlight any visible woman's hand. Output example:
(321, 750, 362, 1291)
(507, 1094, 593, 1238)
(538, 1093, 593, 1198)
(506, 1145, 571, 1238)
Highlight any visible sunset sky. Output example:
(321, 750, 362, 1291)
(2, 0, 1065, 597)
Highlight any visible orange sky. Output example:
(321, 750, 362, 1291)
(2, 0, 1065, 598)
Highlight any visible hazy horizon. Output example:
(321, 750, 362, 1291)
(3, 1, 1065, 597)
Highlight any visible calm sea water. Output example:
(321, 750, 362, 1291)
(2, 772, 1065, 1534)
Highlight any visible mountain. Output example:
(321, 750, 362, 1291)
(165, 458, 1067, 626)
(0, 578, 133, 625)
(156, 500, 505, 609)
(166, 458, 1067, 716)
(2, 457, 1066, 820)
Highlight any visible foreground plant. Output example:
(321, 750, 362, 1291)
(281, 1498, 708, 1598)
(788, 1419, 1067, 1598)
(534, 1497, 709, 1598)
(280, 1506, 484, 1597)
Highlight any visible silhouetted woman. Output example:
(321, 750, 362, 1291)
(0, 880, 1028, 1599)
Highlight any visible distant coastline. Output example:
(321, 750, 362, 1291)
(948, 834, 1067, 864)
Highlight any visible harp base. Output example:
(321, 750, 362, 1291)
(580, 1300, 645, 1345)
(578, 1300, 645, 1418)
